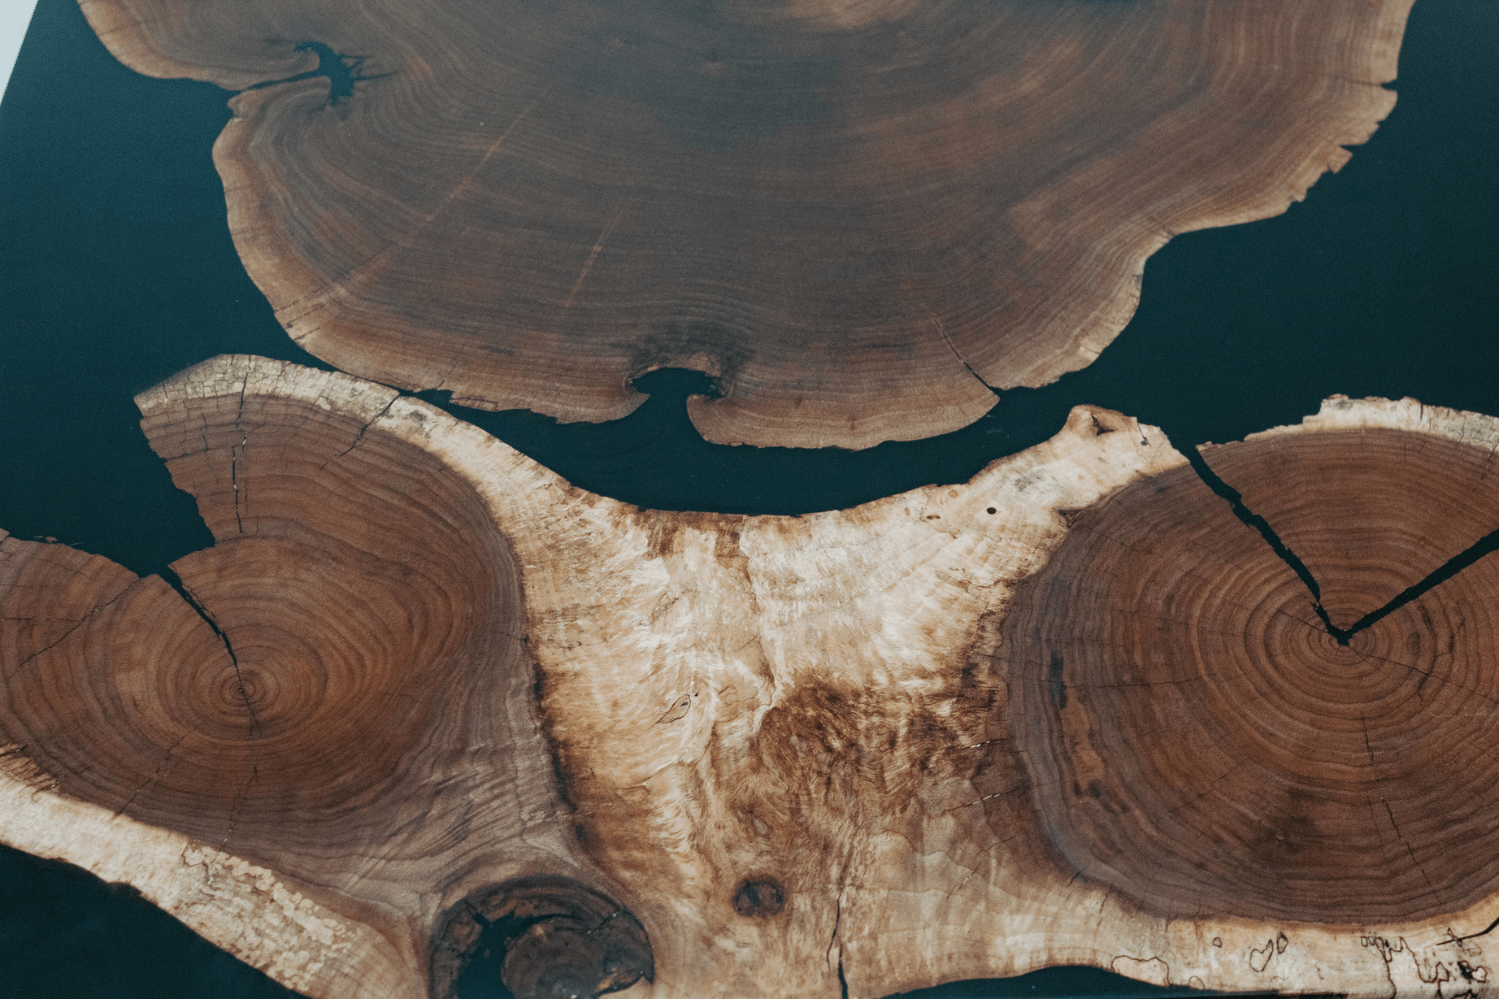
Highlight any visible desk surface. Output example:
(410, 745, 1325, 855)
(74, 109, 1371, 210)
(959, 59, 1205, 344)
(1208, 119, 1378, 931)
(0, 0, 1493, 996)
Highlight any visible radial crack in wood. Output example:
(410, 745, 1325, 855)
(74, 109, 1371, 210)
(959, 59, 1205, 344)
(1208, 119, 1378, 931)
(0, 360, 611, 999)
(0, 357, 1493, 999)
(1198, 397, 1500, 632)
(78, 0, 1411, 447)
(1000, 459, 1496, 924)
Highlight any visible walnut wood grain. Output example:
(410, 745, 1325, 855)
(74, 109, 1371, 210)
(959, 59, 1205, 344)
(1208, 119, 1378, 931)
(1200, 411, 1499, 631)
(1, 360, 1493, 999)
(0, 360, 623, 999)
(999, 450, 1496, 924)
(78, 0, 1410, 447)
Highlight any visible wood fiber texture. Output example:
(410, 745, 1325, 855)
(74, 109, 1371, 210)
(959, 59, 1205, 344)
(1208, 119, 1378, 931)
(0, 359, 1493, 998)
(1001, 452, 1496, 924)
(78, 0, 1411, 447)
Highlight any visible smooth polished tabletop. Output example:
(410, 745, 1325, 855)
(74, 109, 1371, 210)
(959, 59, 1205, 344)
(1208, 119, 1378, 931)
(0, 0, 1493, 996)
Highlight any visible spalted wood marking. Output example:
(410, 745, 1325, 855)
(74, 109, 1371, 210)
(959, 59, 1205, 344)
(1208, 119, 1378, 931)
(78, 0, 1411, 447)
(0, 360, 1494, 999)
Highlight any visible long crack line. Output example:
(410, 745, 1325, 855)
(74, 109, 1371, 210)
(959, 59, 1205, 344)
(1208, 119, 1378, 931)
(1185, 447, 1496, 646)
(1184, 447, 1333, 623)
(243, 42, 392, 107)
(219, 765, 259, 852)
(6, 585, 133, 678)
(1362, 716, 1443, 906)
(230, 377, 248, 536)
(1338, 529, 1497, 637)
(162, 568, 261, 739)
(115, 730, 191, 816)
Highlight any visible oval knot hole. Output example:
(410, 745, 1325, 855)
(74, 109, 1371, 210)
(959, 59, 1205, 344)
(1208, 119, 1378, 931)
(732, 879, 785, 918)
(429, 875, 652, 999)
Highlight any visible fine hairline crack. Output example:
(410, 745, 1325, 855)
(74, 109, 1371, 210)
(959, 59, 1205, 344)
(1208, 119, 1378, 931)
(929, 311, 998, 396)
(1184, 446, 1497, 646)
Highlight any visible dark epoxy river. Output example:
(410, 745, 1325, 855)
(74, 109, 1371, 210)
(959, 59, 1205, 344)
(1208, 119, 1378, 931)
(0, 0, 1493, 995)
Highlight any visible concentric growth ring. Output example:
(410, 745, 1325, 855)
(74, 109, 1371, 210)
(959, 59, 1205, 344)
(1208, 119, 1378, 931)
(999, 436, 1497, 924)
(0, 367, 526, 869)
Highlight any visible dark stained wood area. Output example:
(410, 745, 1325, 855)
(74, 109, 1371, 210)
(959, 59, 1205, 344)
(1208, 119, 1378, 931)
(0, 360, 607, 999)
(79, 0, 1413, 447)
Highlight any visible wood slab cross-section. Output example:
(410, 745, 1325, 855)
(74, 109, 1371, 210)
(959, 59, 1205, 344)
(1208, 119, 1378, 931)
(0, 356, 1494, 999)
(79, 0, 1411, 447)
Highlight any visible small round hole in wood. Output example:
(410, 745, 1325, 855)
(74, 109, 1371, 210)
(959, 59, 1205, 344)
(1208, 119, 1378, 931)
(732, 879, 786, 919)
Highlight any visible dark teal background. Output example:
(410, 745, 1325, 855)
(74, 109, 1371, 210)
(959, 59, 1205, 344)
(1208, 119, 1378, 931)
(0, 0, 1494, 995)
